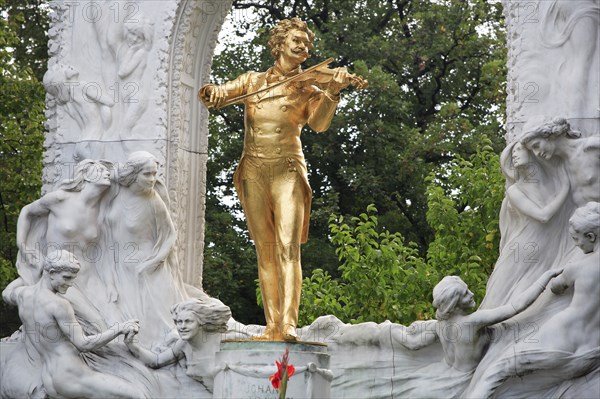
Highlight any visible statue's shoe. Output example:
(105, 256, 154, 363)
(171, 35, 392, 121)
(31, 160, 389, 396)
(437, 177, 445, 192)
(250, 325, 283, 341)
(282, 326, 298, 342)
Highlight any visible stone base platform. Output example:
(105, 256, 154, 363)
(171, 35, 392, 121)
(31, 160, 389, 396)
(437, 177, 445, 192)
(212, 341, 332, 399)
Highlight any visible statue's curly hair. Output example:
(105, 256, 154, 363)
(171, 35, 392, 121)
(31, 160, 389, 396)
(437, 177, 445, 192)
(521, 117, 581, 145)
(171, 298, 232, 333)
(58, 159, 113, 192)
(43, 249, 80, 274)
(268, 17, 315, 58)
(570, 202, 600, 238)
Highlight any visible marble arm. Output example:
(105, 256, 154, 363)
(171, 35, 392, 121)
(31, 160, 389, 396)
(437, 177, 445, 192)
(506, 182, 569, 223)
(509, 268, 563, 312)
(57, 303, 138, 352)
(135, 215, 177, 275)
(390, 320, 438, 350)
(469, 268, 563, 328)
(1, 278, 25, 305)
(16, 199, 52, 253)
(15, 194, 62, 270)
(80, 81, 115, 107)
(118, 48, 146, 79)
(125, 336, 181, 368)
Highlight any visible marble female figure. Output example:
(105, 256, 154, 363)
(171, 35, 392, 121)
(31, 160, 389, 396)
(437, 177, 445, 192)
(43, 65, 115, 160)
(115, 17, 153, 137)
(468, 119, 598, 397)
(480, 140, 572, 308)
(539, 0, 600, 116)
(104, 151, 190, 346)
(16, 159, 113, 327)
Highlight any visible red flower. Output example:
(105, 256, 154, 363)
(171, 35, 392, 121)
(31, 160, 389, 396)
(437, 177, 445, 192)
(268, 349, 295, 396)
(269, 369, 282, 389)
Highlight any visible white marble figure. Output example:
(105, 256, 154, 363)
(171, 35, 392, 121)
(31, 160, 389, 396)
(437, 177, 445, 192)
(503, 141, 569, 223)
(43, 65, 115, 160)
(115, 17, 153, 137)
(466, 201, 600, 398)
(2, 249, 144, 399)
(103, 151, 193, 346)
(90, 1, 121, 93)
(521, 117, 600, 207)
(388, 269, 562, 398)
(16, 159, 113, 329)
(480, 140, 573, 308)
(125, 298, 231, 390)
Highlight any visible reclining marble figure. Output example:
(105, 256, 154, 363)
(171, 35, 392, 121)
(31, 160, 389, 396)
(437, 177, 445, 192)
(388, 266, 563, 398)
(2, 249, 144, 399)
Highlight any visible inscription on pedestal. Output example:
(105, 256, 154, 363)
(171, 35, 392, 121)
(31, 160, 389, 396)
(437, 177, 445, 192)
(213, 341, 331, 399)
(244, 382, 291, 399)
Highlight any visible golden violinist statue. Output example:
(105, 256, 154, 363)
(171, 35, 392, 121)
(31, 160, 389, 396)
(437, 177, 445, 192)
(198, 18, 366, 341)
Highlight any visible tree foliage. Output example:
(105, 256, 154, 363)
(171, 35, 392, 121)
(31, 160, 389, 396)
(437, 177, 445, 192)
(0, 0, 48, 336)
(204, 0, 507, 323)
(1, 0, 49, 82)
(300, 205, 435, 325)
(300, 140, 504, 326)
(425, 138, 504, 298)
(202, 194, 264, 323)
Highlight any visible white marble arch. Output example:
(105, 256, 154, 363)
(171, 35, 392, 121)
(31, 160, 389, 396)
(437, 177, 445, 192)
(42, 0, 233, 289)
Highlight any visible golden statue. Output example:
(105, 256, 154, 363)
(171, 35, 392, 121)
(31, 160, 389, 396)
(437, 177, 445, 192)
(198, 18, 366, 341)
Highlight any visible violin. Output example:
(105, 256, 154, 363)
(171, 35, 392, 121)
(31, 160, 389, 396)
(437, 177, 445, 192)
(293, 61, 369, 91)
(211, 58, 368, 108)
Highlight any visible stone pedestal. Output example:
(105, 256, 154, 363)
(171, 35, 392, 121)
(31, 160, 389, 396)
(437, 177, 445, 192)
(213, 341, 332, 399)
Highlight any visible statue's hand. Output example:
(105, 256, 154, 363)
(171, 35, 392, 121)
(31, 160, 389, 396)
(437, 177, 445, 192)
(200, 84, 227, 108)
(124, 328, 139, 344)
(120, 319, 140, 337)
(326, 67, 352, 95)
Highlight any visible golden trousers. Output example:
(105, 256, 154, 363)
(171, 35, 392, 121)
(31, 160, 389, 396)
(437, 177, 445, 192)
(234, 155, 310, 332)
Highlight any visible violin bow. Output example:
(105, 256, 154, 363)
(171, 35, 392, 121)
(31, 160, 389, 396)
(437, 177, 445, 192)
(206, 57, 334, 109)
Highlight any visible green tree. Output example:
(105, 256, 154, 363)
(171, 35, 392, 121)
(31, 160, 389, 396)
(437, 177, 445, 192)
(204, 0, 507, 322)
(0, 0, 48, 336)
(2, 0, 49, 82)
(425, 138, 504, 301)
(300, 140, 505, 326)
(202, 194, 263, 324)
(300, 205, 436, 325)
